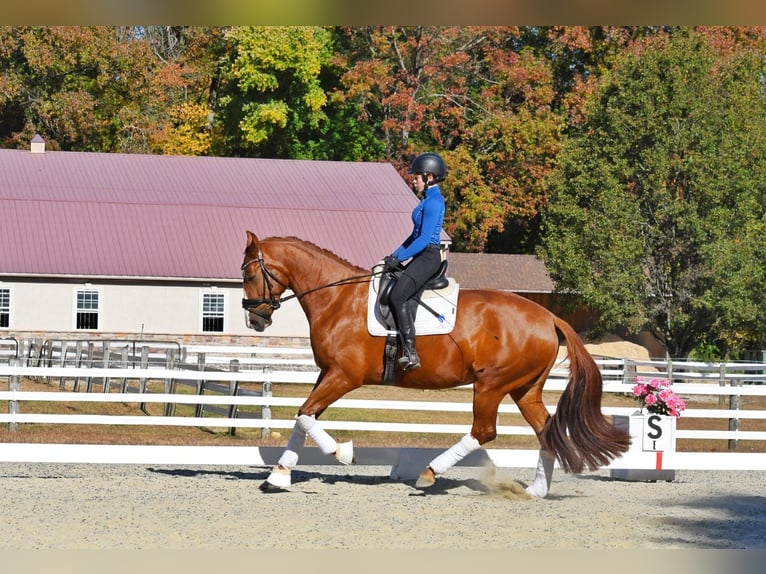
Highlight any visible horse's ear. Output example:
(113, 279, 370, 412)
(246, 230, 260, 251)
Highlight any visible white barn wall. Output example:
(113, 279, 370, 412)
(1, 280, 310, 340)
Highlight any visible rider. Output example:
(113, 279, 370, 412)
(383, 152, 447, 370)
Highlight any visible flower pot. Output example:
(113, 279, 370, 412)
(610, 411, 677, 482)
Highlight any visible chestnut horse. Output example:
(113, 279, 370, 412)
(241, 232, 630, 495)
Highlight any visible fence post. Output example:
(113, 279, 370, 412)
(43, 340, 53, 386)
(59, 340, 69, 390)
(623, 361, 636, 385)
(120, 346, 129, 392)
(164, 348, 177, 417)
(718, 363, 727, 407)
(85, 342, 95, 392)
(261, 367, 272, 439)
(139, 346, 149, 414)
(73, 341, 83, 392)
(194, 353, 207, 418)
(101, 341, 111, 393)
(728, 378, 742, 450)
(8, 358, 19, 431)
(228, 359, 239, 436)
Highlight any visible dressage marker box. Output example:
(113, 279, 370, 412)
(610, 413, 676, 482)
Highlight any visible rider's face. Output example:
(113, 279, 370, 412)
(411, 173, 429, 194)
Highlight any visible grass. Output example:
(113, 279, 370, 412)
(1, 375, 764, 453)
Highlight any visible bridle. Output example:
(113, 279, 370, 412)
(241, 249, 383, 318)
(240, 250, 290, 317)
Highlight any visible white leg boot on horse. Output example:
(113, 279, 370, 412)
(297, 414, 354, 464)
(525, 449, 556, 498)
(415, 433, 481, 488)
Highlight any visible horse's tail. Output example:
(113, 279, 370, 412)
(539, 317, 631, 474)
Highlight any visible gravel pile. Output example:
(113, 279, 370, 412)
(1, 462, 764, 550)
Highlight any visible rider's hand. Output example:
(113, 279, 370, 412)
(383, 255, 401, 272)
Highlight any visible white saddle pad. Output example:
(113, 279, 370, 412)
(367, 270, 459, 337)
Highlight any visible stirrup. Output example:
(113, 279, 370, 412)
(398, 350, 421, 370)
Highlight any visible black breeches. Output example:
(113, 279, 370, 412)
(388, 247, 441, 308)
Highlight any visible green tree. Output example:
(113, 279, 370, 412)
(539, 30, 766, 358)
(213, 26, 328, 158)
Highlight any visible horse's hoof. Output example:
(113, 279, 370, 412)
(524, 485, 548, 499)
(259, 481, 288, 493)
(335, 440, 354, 465)
(415, 468, 436, 489)
(262, 465, 291, 491)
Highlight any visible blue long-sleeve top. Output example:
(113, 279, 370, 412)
(392, 184, 445, 261)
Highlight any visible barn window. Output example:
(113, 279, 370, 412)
(202, 292, 225, 332)
(0, 288, 9, 328)
(76, 289, 100, 330)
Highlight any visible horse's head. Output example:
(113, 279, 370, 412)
(241, 231, 288, 332)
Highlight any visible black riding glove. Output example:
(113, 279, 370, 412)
(383, 255, 401, 272)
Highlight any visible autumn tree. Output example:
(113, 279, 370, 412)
(335, 27, 566, 252)
(454, 31, 564, 252)
(0, 26, 214, 155)
(539, 29, 766, 358)
(333, 27, 691, 252)
(131, 26, 225, 156)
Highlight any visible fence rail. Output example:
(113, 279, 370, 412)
(1, 341, 765, 470)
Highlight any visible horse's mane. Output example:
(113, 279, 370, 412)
(266, 236, 367, 273)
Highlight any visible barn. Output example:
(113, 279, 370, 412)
(1, 138, 451, 344)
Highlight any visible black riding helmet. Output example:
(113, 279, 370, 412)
(407, 152, 446, 184)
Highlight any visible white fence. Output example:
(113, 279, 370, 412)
(1, 343, 765, 471)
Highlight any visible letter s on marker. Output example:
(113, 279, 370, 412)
(647, 414, 663, 440)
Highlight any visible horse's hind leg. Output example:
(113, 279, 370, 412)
(415, 433, 482, 488)
(510, 382, 556, 498)
(415, 388, 504, 489)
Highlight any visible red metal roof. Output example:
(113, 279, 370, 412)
(1, 148, 436, 280)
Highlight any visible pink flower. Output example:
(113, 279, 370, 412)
(648, 378, 662, 390)
(632, 376, 685, 418)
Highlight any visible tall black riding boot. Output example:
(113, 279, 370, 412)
(393, 302, 421, 370)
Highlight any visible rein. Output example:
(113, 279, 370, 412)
(241, 250, 382, 312)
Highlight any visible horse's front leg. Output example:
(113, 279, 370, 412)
(261, 419, 308, 490)
(262, 368, 358, 491)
